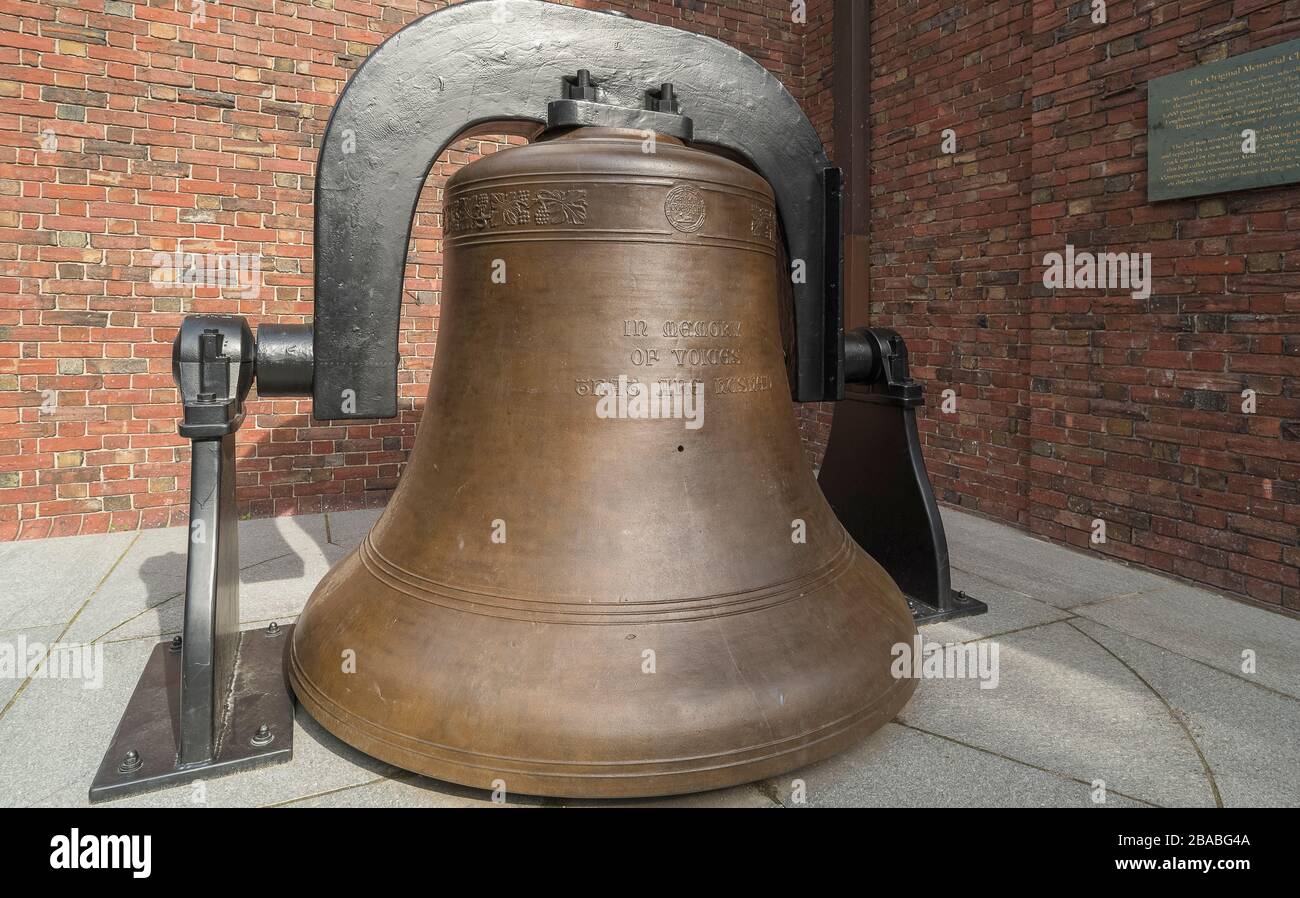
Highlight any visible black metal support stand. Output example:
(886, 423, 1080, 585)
(90, 317, 296, 802)
(818, 329, 987, 624)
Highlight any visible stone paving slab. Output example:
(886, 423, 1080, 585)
(941, 508, 1171, 608)
(0, 529, 137, 632)
(925, 567, 1073, 645)
(763, 722, 1148, 808)
(556, 784, 778, 809)
(64, 514, 340, 645)
(323, 508, 383, 551)
(0, 626, 61, 711)
(1, 635, 156, 807)
(1073, 584, 1300, 700)
(1074, 619, 1300, 808)
(897, 620, 1217, 808)
(280, 776, 777, 809)
(279, 774, 520, 809)
(0, 632, 402, 808)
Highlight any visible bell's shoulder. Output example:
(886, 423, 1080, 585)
(444, 129, 774, 203)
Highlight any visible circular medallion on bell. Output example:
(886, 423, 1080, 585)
(664, 183, 707, 232)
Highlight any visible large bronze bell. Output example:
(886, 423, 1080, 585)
(93, 2, 986, 804)
(288, 127, 918, 797)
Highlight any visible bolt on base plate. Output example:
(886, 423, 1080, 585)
(89, 624, 295, 803)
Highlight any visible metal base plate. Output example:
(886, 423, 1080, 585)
(908, 590, 989, 625)
(89, 624, 295, 803)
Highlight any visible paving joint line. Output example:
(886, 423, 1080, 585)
(919, 615, 1079, 644)
(262, 773, 397, 808)
(1066, 620, 1224, 809)
(893, 721, 1163, 808)
(0, 530, 141, 724)
(1069, 615, 1300, 704)
(91, 550, 300, 644)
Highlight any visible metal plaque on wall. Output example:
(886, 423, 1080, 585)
(1148, 38, 1300, 202)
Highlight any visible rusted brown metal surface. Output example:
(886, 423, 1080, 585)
(290, 128, 917, 798)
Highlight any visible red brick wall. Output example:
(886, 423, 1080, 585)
(868, 0, 1035, 523)
(0, 0, 804, 539)
(867, 0, 1300, 612)
(1028, 0, 1300, 609)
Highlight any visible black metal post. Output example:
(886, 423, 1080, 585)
(819, 329, 987, 623)
(177, 434, 240, 765)
(89, 317, 298, 802)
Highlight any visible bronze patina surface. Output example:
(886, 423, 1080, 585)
(290, 128, 918, 797)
